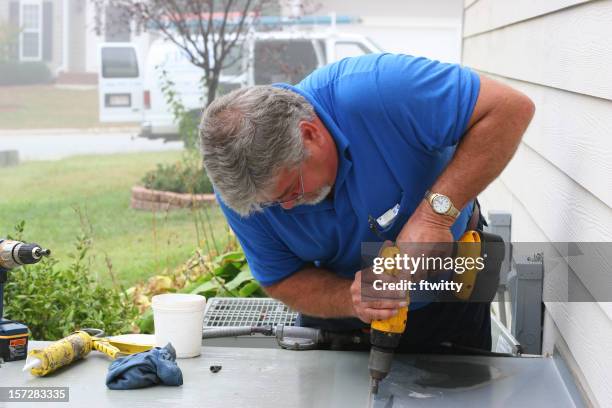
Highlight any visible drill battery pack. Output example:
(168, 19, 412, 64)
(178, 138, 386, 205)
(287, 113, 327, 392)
(0, 319, 29, 362)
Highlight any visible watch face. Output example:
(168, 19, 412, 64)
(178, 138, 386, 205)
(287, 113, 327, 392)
(432, 195, 451, 214)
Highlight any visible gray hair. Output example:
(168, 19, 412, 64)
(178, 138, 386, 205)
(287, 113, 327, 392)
(199, 85, 314, 216)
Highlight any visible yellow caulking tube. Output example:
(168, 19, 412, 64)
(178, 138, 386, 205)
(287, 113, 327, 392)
(23, 331, 93, 376)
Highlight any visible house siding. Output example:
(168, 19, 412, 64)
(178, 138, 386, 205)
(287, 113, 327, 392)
(1, 0, 62, 72)
(0, 3, 8, 21)
(50, 0, 62, 71)
(463, 0, 612, 406)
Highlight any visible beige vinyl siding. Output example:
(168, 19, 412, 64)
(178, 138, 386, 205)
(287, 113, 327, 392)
(463, 0, 612, 406)
(488, 76, 612, 207)
(463, 0, 612, 100)
(463, 0, 592, 37)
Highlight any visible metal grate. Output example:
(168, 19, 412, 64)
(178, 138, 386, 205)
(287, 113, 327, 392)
(202, 297, 298, 328)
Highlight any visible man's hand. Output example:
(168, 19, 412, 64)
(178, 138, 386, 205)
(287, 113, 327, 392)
(349, 241, 408, 323)
(349, 270, 408, 323)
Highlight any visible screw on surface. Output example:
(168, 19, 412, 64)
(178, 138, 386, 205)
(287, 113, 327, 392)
(527, 252, 543, 262)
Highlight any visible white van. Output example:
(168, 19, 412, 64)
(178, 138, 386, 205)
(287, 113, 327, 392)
(98, 30, 382, 135)
(97, 42, 144, 123)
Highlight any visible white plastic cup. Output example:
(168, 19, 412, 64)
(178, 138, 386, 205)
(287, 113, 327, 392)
(152, 294, 206, 358)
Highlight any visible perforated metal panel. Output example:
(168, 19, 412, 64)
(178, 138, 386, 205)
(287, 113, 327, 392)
(202, 297, 297, 328)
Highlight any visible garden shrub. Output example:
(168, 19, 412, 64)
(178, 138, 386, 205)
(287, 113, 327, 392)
(141, 69, 212, 195)
(135, 248, 265, 334)
(140, 151, 213, 194)
(4, 225, 138, 340)
(0, 61, 52, 86)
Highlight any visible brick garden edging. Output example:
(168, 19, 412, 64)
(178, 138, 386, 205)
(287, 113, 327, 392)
(131, 186, 217, 211)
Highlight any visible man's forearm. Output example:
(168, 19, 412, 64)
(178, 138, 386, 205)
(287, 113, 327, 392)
(432, 76, 535, 210)
(264, 266, 354, 318)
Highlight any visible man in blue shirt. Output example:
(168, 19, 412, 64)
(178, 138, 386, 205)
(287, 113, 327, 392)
(199, 53, 534, 351)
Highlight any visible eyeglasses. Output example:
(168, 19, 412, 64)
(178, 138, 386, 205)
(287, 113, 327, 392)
(260, 168, 305, 208)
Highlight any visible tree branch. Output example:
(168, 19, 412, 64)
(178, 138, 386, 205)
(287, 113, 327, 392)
(96, 0, 264, 106)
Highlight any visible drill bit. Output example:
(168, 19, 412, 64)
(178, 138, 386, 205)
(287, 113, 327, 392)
(370, 377, 379, 395)
(366, 379, 376, 408)
(34, 247, 51, 258)
(367, 379, 394, 408)
(383, 394, 394, 408)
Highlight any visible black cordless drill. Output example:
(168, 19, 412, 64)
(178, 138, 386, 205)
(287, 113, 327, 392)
(0, 239, 50, 362)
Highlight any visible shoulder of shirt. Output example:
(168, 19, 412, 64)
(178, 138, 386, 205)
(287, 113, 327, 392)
(297, 53, 386, 90)
(296, 53, 428, 92)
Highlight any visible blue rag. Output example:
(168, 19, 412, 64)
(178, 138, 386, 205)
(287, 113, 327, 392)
(106, 343, 183, 390)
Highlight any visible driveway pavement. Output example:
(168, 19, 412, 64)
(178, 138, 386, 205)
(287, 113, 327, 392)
(0, 127, 184, 161)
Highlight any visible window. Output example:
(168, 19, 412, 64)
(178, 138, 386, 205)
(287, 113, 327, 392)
(101, 47, 139, 78)
(334, 42, 372, 61)
(220, 42, 245, 77)
(254, 40, 318, 85)
(20, 1, 42, 61)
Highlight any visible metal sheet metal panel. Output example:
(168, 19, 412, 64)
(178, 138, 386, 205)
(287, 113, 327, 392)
(2, 342, 370, 407)
(3, 342, 581, 407)
(373, 354, 583, 407)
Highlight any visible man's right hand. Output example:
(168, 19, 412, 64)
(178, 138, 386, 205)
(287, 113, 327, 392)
(349, 269, 408, 323)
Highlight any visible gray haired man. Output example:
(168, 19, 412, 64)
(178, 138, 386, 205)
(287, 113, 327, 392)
(199, 53, 533, 351)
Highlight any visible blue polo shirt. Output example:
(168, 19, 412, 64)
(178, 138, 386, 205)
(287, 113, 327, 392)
(217, 53, 480, 302)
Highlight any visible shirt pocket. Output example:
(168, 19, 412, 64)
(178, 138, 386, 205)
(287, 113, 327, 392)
(373, 191, 413, 240)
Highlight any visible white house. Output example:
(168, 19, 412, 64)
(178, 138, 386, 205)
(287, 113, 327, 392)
(463, 0, 612, 406)
(0, 0, 151, 82)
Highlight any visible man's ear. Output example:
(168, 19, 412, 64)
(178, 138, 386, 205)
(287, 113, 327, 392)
(299, 119, 323, 149)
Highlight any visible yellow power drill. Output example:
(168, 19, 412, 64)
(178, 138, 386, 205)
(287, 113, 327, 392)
(368, 229, 504, 394)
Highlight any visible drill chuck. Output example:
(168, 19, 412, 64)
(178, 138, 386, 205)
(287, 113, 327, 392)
(368, 328, 403, 394)
(0, 240, 51, 270)
(368, 347, 394, 381)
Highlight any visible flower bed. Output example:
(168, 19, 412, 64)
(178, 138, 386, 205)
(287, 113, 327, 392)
(130, 186, 217, 211)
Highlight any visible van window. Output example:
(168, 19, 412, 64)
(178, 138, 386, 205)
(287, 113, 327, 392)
(221, 43, 244, 77)
(254, 40, 317, 85)
(102, 47, 139, 78)
(315, 40, 327, 62)
(217, 82, 241, 96)
(334, 42, 372, 60)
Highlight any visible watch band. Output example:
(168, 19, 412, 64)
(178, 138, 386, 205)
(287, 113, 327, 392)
(424, 190, 461, 219)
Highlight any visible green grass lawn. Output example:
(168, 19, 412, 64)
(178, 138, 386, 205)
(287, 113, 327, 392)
(0, 151, 229, 288)
(0, 85, 136, 129)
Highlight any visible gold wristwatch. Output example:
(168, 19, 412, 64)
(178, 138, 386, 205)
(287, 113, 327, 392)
(424, 190, 460, 219)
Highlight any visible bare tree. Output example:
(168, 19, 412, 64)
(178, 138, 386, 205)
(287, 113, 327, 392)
(95, 0, 270, 106)
(0, 20, 19, 63)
